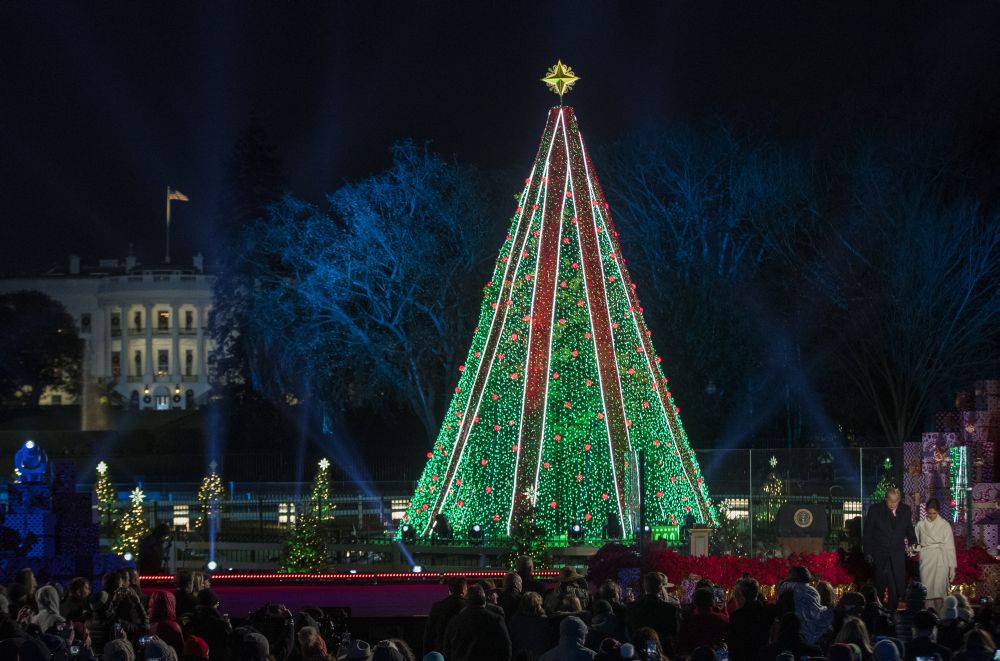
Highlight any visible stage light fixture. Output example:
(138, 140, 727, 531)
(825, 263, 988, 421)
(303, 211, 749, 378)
(123, 552, 134, 562)
(206, 560, 218, 572)
(412, 565, 423, 573)
(568, 523, 584, 542)
(469, 524, 484, 543)
(400, 524, 416, 544)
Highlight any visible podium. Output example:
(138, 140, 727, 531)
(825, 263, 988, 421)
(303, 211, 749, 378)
(689, 526, 711, 556)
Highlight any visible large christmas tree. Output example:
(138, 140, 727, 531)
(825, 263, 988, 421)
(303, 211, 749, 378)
(401, 62, 716, 543)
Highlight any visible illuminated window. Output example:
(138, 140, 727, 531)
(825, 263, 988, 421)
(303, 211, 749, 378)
(723, 497, 749, 519)
(157, 350, 169, 375)
(173, 505, 190, 530)
(391, 498, 410, 521)
(843, 500, 863, 518)
(158, 310, 170, 331)
(278, 503, 296, 525)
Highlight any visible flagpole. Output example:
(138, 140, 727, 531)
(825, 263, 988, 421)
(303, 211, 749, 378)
(165, 186, 171, 264)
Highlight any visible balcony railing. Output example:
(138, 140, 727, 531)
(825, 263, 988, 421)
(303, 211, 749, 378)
(127, 376, 144, 383)
(181, 375, 198, 382)
(128, 327, 144, 336)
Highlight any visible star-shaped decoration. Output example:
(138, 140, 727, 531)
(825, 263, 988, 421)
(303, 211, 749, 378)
(130, 487, 145, 505)
(97, 461, 108, 475)
(769, 455, 778, 469)
(318, 458, 331, 471)
(541, 60, 580, 102)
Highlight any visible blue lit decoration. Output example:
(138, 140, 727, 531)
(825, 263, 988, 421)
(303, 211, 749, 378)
(1, 441, 123, 580)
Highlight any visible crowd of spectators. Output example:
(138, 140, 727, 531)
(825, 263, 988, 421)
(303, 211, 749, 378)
(421, 558, 1000, 661)
(0, 558, 997, 661)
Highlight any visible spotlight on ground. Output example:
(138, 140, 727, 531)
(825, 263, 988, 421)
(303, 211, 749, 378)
(412, 565, 423, 573)
(568, 523, 584, 543)
(122, 552, 134, 562)
(206, 560, 218, 572)
(400, 524, 416, 544)
(469, 524, 484, 543)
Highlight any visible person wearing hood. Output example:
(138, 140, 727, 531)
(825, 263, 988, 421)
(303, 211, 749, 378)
(499, 572, 523, 621)
(31, 585, 65, 634)
(539, 616, 596, 661)
(442, 585, 511, 661)
(776, 567, 833, 646)
(143, 637, 179, 661)
(238, 631, 271, 661)
(187, 589, 231, 661)
(180, 635, 209, 661)
(146, 591, 183, 656)
(102, 639, 136, 661)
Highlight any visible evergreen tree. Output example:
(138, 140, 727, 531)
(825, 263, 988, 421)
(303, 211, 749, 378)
(873, 457, 896, 502)
(94, 461, 116, 534)
(114, 487, 148, 556)
(197, 462, 225, 528)
(402, 76, 715, 543)
(281, 458, 333, 572)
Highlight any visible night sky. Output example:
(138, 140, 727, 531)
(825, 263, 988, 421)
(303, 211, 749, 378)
(2, 2, 998, 273)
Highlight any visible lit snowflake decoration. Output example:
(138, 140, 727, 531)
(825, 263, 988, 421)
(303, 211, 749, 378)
(318, 458, 331, 471)
(769, 456, 778, 469)
(96, 461, 108, 475)
(129, 487, 145, 505)
(523, 486, 539, 506)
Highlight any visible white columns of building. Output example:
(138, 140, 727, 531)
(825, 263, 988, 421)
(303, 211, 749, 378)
(144, 303, 153, 379)
(170, 303, 180, 378)
(197, 305, 207, 385)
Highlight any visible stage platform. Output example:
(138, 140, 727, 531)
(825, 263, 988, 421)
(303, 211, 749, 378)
(139, 570, 559, 618)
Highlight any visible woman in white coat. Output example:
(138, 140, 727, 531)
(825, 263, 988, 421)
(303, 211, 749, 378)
(914, 497, 957, 611)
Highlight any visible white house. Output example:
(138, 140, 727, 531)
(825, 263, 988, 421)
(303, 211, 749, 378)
(0, 253, 216, 411)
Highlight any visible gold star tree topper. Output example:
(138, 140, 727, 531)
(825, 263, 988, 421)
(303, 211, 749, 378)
(541, 60, 580, 102)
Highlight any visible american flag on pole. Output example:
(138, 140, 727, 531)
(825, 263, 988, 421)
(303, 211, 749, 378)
(167, 189, 189, 202)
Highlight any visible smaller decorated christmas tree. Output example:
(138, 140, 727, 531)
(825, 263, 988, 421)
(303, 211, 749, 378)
(113, 487, 148, 556)
(281, 458, 334, 572)
(873, 457, 896, 503)
(197, 461, 225, 529)
(94, 461, 116, 534)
